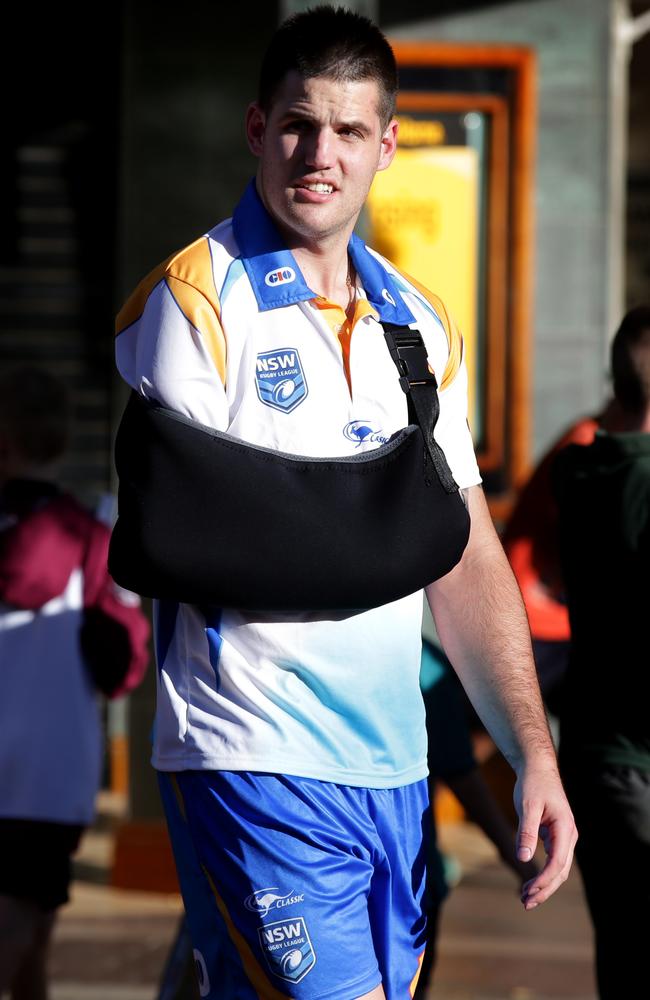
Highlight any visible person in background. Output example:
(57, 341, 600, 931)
(0, 367, 149, 1000)
(553, 306, 650, 999)
(502, 417, 600, 716)
(415, 639, 539, 996)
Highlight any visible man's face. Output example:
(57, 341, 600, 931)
(246, 71, 398, 249)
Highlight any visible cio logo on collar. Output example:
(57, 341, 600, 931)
(265, 266, 296, 287)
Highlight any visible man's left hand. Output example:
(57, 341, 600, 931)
(514, 766, 578, 909)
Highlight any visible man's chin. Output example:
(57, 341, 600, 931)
(276, 206, 346, 245)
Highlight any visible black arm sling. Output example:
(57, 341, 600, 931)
(109, 324, 470, 611)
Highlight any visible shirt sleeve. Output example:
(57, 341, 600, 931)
(434, 351, 482, 490)
(115, 243, 228, 431)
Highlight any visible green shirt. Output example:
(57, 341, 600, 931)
(554, 431, 650, 770)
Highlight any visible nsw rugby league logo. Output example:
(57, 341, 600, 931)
(257, 916, 316, 984)
(255, 347, 308, 413)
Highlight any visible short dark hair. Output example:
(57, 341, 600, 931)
(258, 5, 398, 127)
(611, 306, 650, 414)
(0, 366, 70, 463)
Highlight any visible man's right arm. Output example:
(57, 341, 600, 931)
(427, 485, 577, 909)
(115, 242, 228, 429)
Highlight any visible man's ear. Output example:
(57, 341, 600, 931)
(377, 118, 399, 172)
(246, 103, 266, 157)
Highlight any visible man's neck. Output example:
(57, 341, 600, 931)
(292, 243, 354, 309)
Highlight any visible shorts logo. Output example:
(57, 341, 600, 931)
(265, 266, 296, 287)
(343, 420, 389, 447)
(258, 917, 316, 984)
(256, 348, 308, 413)
(245, 887, 305, 919)
(193, 949, 210, 998)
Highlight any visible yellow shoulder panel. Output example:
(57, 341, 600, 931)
(115, 251, 178, 336)
(395, 269, 463, 391)
(166, 275, 226, 384)
(115, 237, 226, 385)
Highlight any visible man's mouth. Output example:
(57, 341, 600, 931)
(298, 182, 335, 194)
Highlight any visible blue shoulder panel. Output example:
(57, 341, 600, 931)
(348, 233, 415, 326)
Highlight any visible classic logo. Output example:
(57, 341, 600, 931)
(265, 266, 296, 287)
(256, 348, 308, 413)
(343, 420, 389, 447)
(257, 917, 316, 984)
(245, 887, 305, 919)
(193, 949, 210, 998)
(382, 288, 396, 306)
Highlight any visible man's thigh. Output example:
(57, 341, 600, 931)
(159, 771, 428, 999)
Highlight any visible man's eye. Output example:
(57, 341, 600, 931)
(285, 120, 310, 133)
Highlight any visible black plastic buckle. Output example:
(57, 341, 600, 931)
(383, 325, 437, 394)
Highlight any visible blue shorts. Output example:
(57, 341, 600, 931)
(159, 771, 429, 999)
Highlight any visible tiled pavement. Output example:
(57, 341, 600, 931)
(46, 819, 597, 1000)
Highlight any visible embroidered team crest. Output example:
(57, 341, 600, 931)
(257, 916, 316, 983)
(255, 348, 308, 413)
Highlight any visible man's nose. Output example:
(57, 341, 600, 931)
(304, 128, 332, 168)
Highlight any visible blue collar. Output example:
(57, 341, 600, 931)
(232, 180, 415, 325)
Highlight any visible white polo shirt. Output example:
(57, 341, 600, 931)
(116, 180, 481, 788)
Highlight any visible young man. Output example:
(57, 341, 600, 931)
(554, 307, 650, 1000)
(115, 8, 576, 998)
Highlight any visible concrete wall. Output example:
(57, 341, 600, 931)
(388, 0, 618, 459)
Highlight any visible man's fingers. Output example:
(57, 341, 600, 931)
(519, 817, 578, 909)
(516, 800, 543, 862)
(521, 860, 571, 909)
(513, 770, 578, 909)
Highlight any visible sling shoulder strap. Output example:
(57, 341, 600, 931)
(382, 322, 459, 494)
